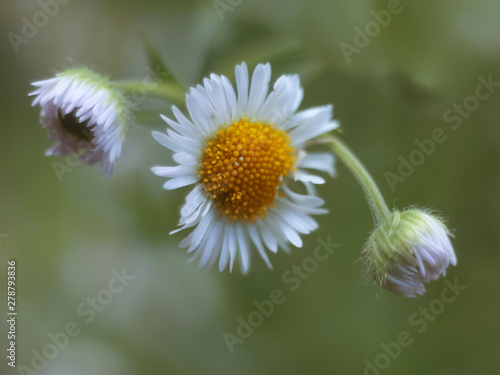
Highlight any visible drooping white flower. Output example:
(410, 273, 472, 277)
(29, 68, 129, 176)
(152, 62, 339, 273)
(364, 209, 457, 297)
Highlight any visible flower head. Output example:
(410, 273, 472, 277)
(152, 62, 339, 272)
(29, 67, 129, 176)
(364, 209, 457, 297)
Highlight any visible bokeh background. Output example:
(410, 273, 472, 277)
(1, 0, 499, 374)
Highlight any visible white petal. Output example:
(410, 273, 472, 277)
(152, 131, 199, 154)
(151, 165, 196, 178)
(258, 75, 302, 125)
(166, 129, 201, 153)
(279, 220, 303, 248)
(235, 62, 249, 116)
(162, 176, 198, 190)
(247, 63, 271, 118)
(160, 114, 198, 140)
(297, 152, 336, 177)
(218, 223, 232, 272)
(221, 76, 238, 121)
(283, 106, 326, 131)
(257, 220, 278, 253)
(236, 224, 251, 274)
(31, 77, 59, 88)
(197, 221, 223, 269)
(287, 106, 337, 144)
(173, 152, 199, 166)
(276, 201, 319, 234)
(190, 210, 216, 251)
(75, 90, 106, 117)
(205, 75, 231, 126)
(51, 77, 75, 106)
(291, 120, 340, 145)
(248, 225, 272, 269)
(179, 199, 209, 228)
(264, 212, 296, 252)
(179, 232, 194, 248)
(227, 223, 238, 272)
(186, 87, 217, 134)
(282, 186, 325, 208)
(171, 106, 201, 137)
(294, 170, 326, 184)
(257, 75, 288, 122)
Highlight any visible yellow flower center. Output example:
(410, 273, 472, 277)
(199, 118, 295, 221)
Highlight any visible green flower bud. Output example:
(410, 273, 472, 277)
(364, 209, 456, 297)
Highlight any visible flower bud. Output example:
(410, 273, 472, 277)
(29, 67, 129, 176)
(364, 209, 457, 297)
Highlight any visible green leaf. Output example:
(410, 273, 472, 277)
(141, 34, 175, 84)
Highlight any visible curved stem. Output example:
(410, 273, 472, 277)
(327, 135, 391, 225)
(116, 81, 186, 105)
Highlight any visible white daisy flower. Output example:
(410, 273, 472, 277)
(29, 68, 129, 176)
(152, 62, 339, 273)
(364, 209, 457, 297)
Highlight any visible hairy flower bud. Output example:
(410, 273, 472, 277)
(364, 209, 457, 297)
(30, 67, 129, 176)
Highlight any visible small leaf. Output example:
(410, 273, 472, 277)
(142, 34, 175, 83)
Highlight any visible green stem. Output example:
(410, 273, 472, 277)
(327, 135, 391, 225)
(116, 81, 186, 105)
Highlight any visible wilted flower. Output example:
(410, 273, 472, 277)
(29, 67, 129, 176)
(364, 209, 457, 297)
(152, 62, 339, 272)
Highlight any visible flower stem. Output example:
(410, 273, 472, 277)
(116, 81, 186, 105)
(327, 135, 391, 225)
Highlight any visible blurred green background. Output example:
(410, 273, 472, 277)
(1, 0, 499, 374)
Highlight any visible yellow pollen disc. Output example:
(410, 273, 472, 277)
(199, 118, 295, 221)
